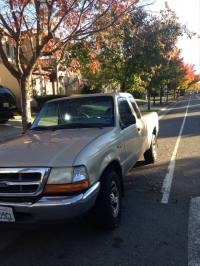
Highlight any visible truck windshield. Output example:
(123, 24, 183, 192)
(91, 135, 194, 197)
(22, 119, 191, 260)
(32, 96, 115, 130)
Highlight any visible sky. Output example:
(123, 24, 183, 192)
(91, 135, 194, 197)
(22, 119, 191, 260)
(147, 0, 200, 73)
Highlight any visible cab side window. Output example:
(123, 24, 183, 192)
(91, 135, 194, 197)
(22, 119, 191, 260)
(118, 97, 136, 128)
(129, 97, 141, 119)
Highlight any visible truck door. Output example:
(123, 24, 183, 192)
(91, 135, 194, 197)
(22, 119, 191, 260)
(118, 97, 143, 171)
(128, 97, 147, 155)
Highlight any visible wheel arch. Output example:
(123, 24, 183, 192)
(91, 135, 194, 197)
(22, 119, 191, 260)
(153, 127, 157, 136)
(100, 160, 124, 196)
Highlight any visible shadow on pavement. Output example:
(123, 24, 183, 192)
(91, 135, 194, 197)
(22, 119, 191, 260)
(158, 113, 200, 139)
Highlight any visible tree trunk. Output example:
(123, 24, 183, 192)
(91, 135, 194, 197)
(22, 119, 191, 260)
(173, 88, 176, 100)
(160, 87, 163, 105)
(153, 95, 156, 106)
(20, 76, 32, 132)
(52, 81, 56, 95)
(120, 81, 126, 92)
(166, 88, 169, 103)
(147, 90, 151, 110)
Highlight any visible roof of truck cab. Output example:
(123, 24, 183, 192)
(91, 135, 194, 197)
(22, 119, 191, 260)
(47, 92, 133, 103)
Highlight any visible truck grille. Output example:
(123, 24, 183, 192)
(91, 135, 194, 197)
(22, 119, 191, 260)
(0, 168, 50, 197)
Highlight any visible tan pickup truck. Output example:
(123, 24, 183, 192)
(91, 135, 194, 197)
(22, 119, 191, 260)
(0, 93, 158, 228)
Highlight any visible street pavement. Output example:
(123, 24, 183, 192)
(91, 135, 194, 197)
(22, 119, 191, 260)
(0, 119, 22, 143)
(0, 94, 199, 266)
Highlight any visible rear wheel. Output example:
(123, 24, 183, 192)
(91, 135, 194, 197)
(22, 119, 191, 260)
(94, 168, 122, 229)
(144, 134, 157, 164)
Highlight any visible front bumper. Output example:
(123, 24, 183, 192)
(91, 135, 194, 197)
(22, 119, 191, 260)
(0, 182, 100, 222)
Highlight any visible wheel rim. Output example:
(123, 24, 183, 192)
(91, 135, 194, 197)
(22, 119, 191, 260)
(110, 180, 120, 218)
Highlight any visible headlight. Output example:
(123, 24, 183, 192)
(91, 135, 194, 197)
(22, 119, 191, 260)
(47, 166, 88, 184)
(47, 168, 73, 184)
(45, 166, 90, 194)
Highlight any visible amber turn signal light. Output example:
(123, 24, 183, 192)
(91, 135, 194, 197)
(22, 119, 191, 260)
(44, 180, 90, 194)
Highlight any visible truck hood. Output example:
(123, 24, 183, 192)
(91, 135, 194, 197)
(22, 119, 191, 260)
(0, 128, 111, 167)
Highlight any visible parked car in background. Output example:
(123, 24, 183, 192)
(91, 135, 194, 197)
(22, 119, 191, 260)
(0, 87, 17, 124)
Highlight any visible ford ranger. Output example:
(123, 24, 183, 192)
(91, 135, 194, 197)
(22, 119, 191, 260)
(0, 93, 158, 228)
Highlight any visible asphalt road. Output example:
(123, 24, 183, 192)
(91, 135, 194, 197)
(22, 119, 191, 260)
(0, 94, 199, 266)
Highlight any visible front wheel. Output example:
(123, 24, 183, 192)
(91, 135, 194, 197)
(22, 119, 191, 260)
(144, 134, 157, 164)
(94, 169, 122, 229)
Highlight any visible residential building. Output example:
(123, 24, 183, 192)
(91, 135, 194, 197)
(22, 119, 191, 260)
(0, 43, 20, 107)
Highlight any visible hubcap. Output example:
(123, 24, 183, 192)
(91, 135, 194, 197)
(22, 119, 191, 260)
(110, 180, 120, 218)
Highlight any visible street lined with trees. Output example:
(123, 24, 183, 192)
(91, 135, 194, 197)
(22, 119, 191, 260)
(0, 0, 139, 130)
(69, 4, 200, 109)
(0, 0, 199, 128)
(0, 2, 200, 266)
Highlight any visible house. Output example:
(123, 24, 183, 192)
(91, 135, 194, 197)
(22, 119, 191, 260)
(0, 43, 20, 108)
(0, 39, 80, 110)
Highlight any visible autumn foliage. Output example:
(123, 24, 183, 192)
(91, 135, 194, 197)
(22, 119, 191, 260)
(68, 5, 200, 107)
(183, 64, 200, 86)
(0, 0, 138, 129)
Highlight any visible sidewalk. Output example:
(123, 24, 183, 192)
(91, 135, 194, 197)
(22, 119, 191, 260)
(139, 100, 177, 116)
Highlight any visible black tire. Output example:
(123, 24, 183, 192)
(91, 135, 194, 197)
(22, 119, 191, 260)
(144, 134, 157, 164)
(94, 168, 122, 229)
(0, 120, 8, 124)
